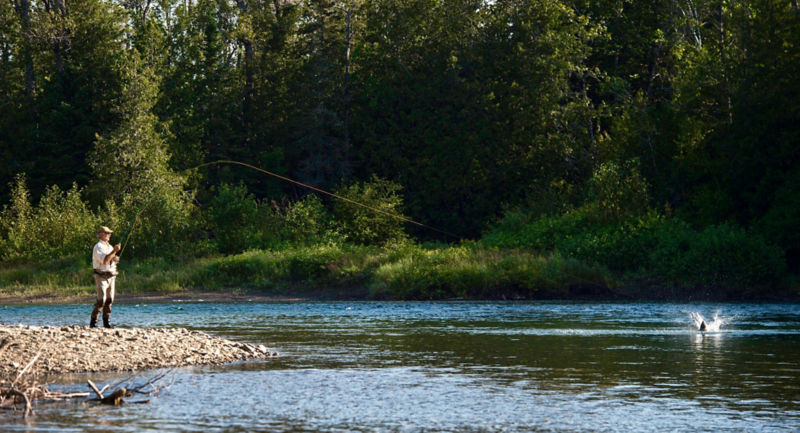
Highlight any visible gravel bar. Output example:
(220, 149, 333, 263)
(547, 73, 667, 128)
(0, 325, 277, 382)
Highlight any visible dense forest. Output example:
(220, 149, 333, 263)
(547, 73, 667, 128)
(0, 0, 798, 299)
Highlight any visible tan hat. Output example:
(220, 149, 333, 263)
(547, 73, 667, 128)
(97, 226, 114, 234)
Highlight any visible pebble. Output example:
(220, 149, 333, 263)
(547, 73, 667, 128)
(0, 325, 278, 382)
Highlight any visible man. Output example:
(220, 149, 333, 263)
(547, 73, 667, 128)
(91, 226, 121, 328)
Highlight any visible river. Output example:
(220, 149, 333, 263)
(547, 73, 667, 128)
(1, 301, 799, 432)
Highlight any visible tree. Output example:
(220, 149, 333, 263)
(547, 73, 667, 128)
(89, 55, 194, 257)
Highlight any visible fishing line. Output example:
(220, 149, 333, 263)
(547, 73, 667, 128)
(196, 160, 461, 238)
(115, 159, 612, 290)
(118, 159, 461, 254)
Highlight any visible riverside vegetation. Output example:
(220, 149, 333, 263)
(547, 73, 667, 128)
(0, 174, 794, 301)
(0, 1, 798, 301)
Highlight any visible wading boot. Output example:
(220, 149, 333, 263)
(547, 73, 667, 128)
(90, 317, 97, 328)
(103, 317, 113, 329)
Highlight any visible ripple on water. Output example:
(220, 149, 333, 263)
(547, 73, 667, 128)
(0, 301, 798, 432)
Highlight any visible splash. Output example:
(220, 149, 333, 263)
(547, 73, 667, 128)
(690, 312, 725, 332)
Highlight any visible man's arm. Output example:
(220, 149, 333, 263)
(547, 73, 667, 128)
(102, 244, 122, 265)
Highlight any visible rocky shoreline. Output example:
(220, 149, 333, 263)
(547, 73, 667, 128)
(0, 325, 277, 382)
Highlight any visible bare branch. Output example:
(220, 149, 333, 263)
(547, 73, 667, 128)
(87, 379, 104, 399)
(11, 349, 41, 388)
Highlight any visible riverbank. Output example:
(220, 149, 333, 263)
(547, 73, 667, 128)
(1, 243, 797, 303)
(0, 291, 317, 305)
(0, 325, 277, 382)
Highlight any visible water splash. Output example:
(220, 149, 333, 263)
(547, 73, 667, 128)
(690, 311, 725, 332)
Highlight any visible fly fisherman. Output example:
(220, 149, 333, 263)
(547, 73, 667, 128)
(91, 226, 121, 328)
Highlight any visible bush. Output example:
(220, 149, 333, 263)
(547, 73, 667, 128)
(0, 174, 99, 261)
(586, 160, 650, 222)
(333, 176, 408, 245)
(651, 223, 786, 290)
(481, 205, 605, 251)
(109, 180, 198, 260)
(207, 183, 261, 254)
(188, 244, 377, 291)
(483, 200, 788, 292)
(283, 194, 338, 246)
(757, 168, 800, 270)
(557, 212, 673, 271)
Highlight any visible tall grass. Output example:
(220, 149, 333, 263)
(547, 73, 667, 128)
(369, 244, 612, 299)
(0, 243, 614, 301)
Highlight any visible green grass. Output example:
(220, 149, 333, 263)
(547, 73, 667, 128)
(0, 242, 615, 301)
(368, 245, 613, 299)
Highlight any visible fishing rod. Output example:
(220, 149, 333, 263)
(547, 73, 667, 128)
(117, 159, 461, 255)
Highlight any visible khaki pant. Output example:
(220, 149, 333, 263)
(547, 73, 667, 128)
(91, 274, 116, 320)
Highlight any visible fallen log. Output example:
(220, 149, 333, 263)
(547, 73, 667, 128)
(3, 388, 33, 418)
(100, 388, 128, 406)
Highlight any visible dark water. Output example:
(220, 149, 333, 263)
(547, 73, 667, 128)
(1, 301, 799, 432)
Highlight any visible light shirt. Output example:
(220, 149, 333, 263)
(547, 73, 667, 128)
(92, 240, 117, 273)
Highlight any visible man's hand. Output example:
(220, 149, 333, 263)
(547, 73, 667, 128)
(104, 244, 123, 266)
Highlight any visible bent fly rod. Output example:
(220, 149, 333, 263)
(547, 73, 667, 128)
(117, 159, 461, 255)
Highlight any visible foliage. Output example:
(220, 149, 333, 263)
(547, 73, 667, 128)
(557, 212, 671, 272)
(586, 161, 650, 222)
(282, 194, 338, 246)
(650, 223, 786, 291)
(88, 58, 196, 258)
(333, 176, 408, 245)
(369, 244, 613, 300)
(0, 174, 98, 261)
(484, 206, 788, 291)
(0, 242, 614, 301)
(0, 0, 798, 298)
(207, 183, 261, 254)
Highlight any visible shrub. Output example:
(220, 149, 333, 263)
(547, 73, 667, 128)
(586, 160, 650, 222)
(481, 205, 605, 251)
(333, 176, 408, 245)
(207, 183, 261, 254)
(651, 223, 786, 290)
(557, 212, 673, 271)
(283, 194, 337, 246)
(0, 174, 99, 261)
(484, 199, 788, 292)
(757, 168, 800, 270)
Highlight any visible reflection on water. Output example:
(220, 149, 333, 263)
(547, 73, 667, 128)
(1, 301, 799, 432)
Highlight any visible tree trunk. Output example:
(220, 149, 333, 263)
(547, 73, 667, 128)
(13, 0, 35, 107)
(718, 1, 732, 124)
(272, 0, 282, 18)
(43, 0, 68, 76)
(342, 4, 353, 169)
(235, 0, 254, 129)
(141, 0, 152, 23)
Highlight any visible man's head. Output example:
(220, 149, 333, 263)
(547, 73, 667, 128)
(97, 226, 113, 240)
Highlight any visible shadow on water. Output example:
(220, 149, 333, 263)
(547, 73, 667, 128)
(2, 301, 799, 432)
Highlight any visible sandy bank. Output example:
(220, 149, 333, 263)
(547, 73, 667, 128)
(0, 325, 277, 383)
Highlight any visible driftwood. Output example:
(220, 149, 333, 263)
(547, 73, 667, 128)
(87, 379, 130, 405)
(2, 388, 32, 418)
(2, 349, 169, 417)
(87, 379, 104, 399)
(1, 345, 41, 418)
(100, 388, 128, 405)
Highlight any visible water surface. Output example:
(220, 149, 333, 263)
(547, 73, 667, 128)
(1, 301, 798, 432)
